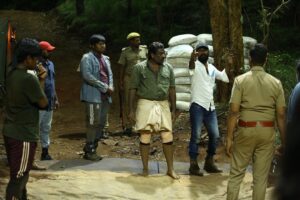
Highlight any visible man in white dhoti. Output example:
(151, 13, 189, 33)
(128, 42, 179, 179)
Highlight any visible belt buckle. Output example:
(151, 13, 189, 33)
(255, 121, 260, 127)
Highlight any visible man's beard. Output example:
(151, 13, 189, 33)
(198, 54, 208, 64)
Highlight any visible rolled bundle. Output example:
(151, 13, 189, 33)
(166, 57, 190, 68)
(175, 77, 191, 85)
(173, 68, 190, 77)
(243, 36, 257, 49)
(176, 93, 191, 102)
(197, 33, 213, 45)
(168, 34, 197, 47)
(175, 85, 191, 93)
(176, 101, 190, 111)
(167, 44, 193, 58)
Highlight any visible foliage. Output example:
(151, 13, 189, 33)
(56, 0, 211, 47)
(266, 52, 300, 98)
(0, 0, 61, 11)
(242, 0, 300, 50)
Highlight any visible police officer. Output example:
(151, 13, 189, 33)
(118, 32, 147, 135)
(226, 43, 286, 200)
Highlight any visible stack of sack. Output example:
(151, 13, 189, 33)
(197, 34, 257, 71)
(166, 33, 257, 111)
(166, 34, 197, 111)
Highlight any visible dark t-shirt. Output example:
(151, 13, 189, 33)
(2, 68, 46, 142)
(287, 82, 300, 122)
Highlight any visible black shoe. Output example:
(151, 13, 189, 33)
(189, 159, 203, 176)
(41, 153, 53, 161)
(100, 131, 109, 139)
(123, 128, 132, 136)
(204, 157, 222, 173)
(83, 152, 103, 161)
(41, 148, 53, 160)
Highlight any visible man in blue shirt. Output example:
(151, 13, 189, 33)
(80, 34, 114, 161)
(38, 41, 58, 160)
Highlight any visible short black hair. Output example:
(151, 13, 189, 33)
(89, 34, 105, 45)
(148, 42, 164, 59)
(14, 38, 42, 63)
(250, 43, 268, 65)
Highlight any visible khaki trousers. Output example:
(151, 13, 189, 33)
(227, 126, 275, 200)
(123, 75, 133, 128)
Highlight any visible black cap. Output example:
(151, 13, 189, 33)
(14, 38, 42, 62)
(89, 34, 106, 45)
(195, 42, 208, 50)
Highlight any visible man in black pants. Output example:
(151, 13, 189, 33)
(3, 38, 48, 200)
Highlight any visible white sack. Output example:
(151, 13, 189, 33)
(176, 101, 190, 111)
(208, 45, 214, 57)
(175, 85, 191, 93)
(208, 57, 214, 64)
(166, 57, 191, 68)
(243, 36, 257, 48)
(167, 45, 193, 58)
(175, 77, 191, 85)
(168, 34, 197, 47)
(173, 68, 190, 77)
(176, 93, 191, 102)
(197, 33, 213, 45)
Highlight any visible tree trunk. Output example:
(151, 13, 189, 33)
(228, 0, 244, 92)
(208, 0, 230, 103)
(76, 0, 84, 16)
(208, 0, 243, 102)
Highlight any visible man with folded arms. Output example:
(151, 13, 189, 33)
(226, 43, 286, 200)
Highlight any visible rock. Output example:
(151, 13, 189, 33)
(102, 139, 119, 146)
(76, 151, 84, 155)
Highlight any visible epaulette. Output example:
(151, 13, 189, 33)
(121, 47, 130, 51)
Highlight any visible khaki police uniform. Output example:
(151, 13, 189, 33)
(227, 66, 285, 200)
(118, 45, 147, 128)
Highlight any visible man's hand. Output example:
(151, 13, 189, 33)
(226, 137, 233, 158)
(191, 50, 198, 61)
(275, 144, 285, 156)
(54, 100, 59, 109)
(37, 64, 47, 80)
(107, 87, 114, 96)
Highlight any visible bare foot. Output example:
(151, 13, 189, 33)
(141, 168, 149, 177)
(167, 170, 180, 179)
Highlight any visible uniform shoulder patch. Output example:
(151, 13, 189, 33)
(122, 47, 130, 51)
